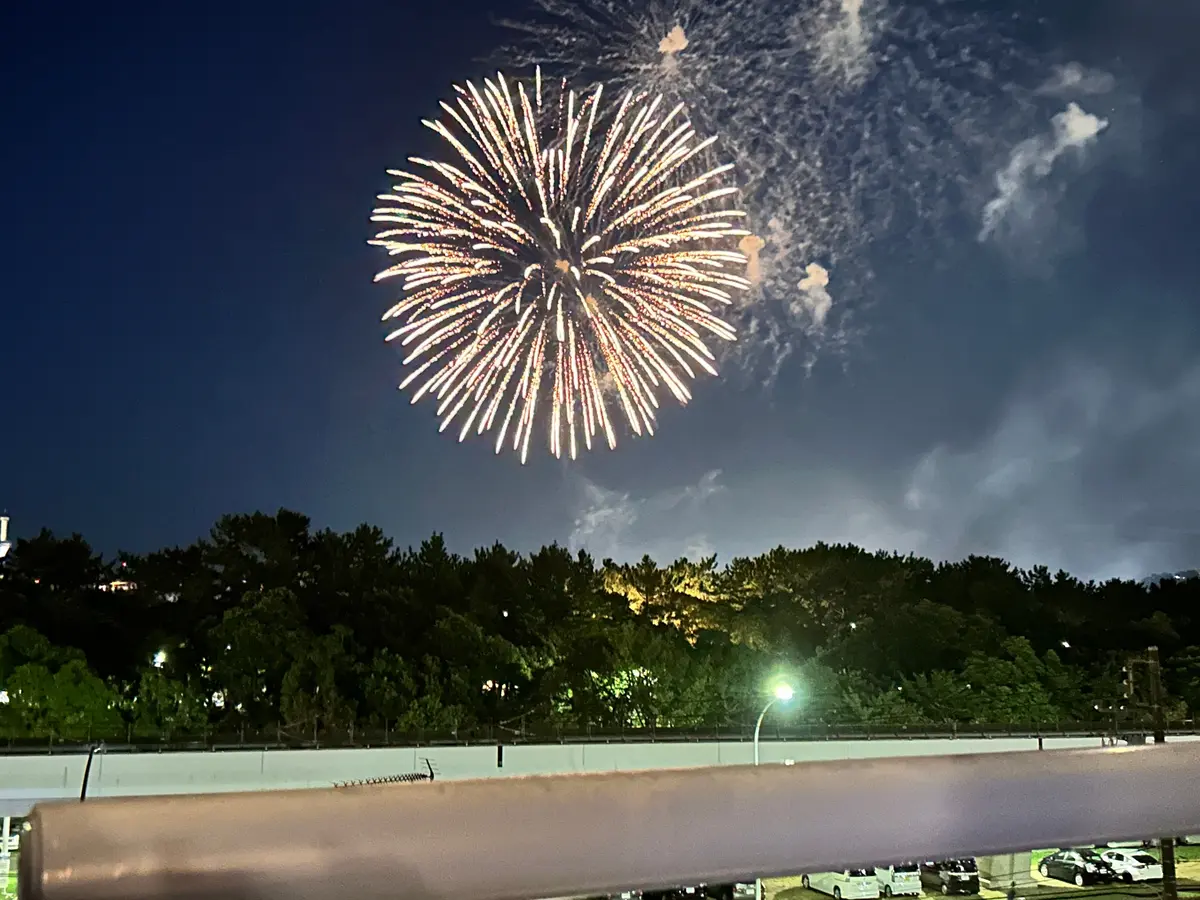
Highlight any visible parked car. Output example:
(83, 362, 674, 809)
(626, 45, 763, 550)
(1099, 849, 1163, 883)
(875, 864, 922, 897)
(802, 871, 881, 900)
(645, 887, 704, 900)
(918, 860, 979, 896)
(1037, 850, 1116, 886)
(705, 883, 756, 900)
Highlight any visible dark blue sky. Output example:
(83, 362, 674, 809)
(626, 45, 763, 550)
(3, 0, 1198, 580)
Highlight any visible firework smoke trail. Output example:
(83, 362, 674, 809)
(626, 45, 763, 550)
(497, 0, 1057, 378)
(370, 69, 751, 463)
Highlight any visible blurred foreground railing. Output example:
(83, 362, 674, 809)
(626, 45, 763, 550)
(3, 719, 1197, 754)
(19, 742, 1200, 900)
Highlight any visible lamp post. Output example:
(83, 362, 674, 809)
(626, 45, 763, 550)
(754, 683, 794, 900)
(754, 683, 794, 765)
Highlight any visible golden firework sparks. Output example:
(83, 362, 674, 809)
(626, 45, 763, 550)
(370, 68, 750, 463)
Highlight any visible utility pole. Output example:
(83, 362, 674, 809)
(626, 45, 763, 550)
(1147, 646, 1179, 900)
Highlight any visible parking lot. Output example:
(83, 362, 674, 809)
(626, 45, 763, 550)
(762, 849, 1200, 900)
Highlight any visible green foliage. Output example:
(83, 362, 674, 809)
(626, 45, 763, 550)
(1, 658, 123, 740)
(280, 626, 358, 736)
(1, 510, 1197, 742)
(130, 668, 208, 738)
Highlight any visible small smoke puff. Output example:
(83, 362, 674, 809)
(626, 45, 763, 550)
(978, 102, 1109, 243)
(739, 234, 767, 285)
(1038, 63, 1115, 97)
(794, 263, 834, 330)
(799, 262, 830, 290)
(1052, 102, 1108, 153)
(659, 25, 688, 55)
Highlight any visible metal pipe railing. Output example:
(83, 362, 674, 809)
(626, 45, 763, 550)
(20, 743, 1200, 900)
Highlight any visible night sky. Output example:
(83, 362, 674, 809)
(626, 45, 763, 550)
(3, 1, 1198, 580)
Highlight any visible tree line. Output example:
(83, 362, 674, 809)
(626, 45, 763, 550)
(0, 509, 1197, 745)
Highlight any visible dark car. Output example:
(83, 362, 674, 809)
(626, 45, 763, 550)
(1038, 850, 1117, 886)
(705, 884, 757, 900)
(645, 887, 705, 900)
(919, 859, 980, 895)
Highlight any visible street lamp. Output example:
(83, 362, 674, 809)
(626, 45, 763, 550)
(754, 682, 794, 900)
(754, 683, 794, 765)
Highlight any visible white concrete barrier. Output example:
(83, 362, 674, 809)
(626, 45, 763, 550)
(3, 734, 1196, 816)
(22, 743, 1200, 900)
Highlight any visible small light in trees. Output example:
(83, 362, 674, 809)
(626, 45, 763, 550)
(152, 650, 167, 669)
(1061, 640, 1070, 649)
(849, 622, 857, 630)
(0, 690, 8, 705)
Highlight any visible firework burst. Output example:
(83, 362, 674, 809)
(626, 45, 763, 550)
(370, 68, 751, 463)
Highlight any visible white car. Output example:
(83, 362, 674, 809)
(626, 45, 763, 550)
(1099, 849, 1163, 883)
(803, 871, 881, 900)
(875, 864, 922, 897)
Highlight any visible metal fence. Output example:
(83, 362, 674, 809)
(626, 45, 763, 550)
(2, 720, 1197, 754)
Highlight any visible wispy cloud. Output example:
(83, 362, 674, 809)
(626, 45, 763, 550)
(569, 469, 724, 562)
(566, 360, 1200, 582)
(899, 359, 1200, 580)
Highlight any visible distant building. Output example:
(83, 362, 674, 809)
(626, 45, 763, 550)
(99, 560, 136, 591)
(0, 515, 10, 561)
(99, 579, 136, 592)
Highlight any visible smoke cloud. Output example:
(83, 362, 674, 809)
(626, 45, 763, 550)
(978, 102, 1110, 244)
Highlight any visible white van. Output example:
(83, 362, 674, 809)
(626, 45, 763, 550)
(802, 871, 881, 900)
(875, 864, 922, 897)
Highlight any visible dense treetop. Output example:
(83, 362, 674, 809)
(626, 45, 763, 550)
(0, 509, 1197, 745)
